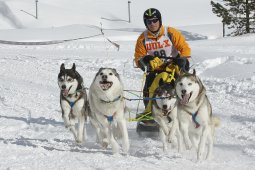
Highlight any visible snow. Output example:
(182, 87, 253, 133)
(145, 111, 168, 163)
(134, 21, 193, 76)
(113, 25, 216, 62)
(0, 0, 255, 169)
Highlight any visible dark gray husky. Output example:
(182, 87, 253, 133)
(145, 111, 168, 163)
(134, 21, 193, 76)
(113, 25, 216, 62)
(58, 63, 89, 143)
(152, 82, 182, 152)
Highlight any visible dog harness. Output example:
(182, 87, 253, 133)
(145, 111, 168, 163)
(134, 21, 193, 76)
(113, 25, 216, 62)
(62, 92, 83, 119)
(189, 111, 200, 128)
(104, 112, 117, 123)
(100, 95, 122, 123)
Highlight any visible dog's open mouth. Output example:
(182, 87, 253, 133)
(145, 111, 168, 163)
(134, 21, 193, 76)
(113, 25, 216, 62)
(61, 89, 69, 97)
(100, 81, 113, 91)
(162, 108, 170, 116)
(180, 92, 192, 105)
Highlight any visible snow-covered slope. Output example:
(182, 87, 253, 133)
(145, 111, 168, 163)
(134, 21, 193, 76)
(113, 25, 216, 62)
(0, 0, 254, 169)
(0, 28, 254, 169)
(0, 0, 222, 38)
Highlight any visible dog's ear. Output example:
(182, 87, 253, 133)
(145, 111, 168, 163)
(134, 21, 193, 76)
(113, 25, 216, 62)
(192, 69, 196, 76)
(111, 68, 120, 78)
(72, 63, 76, 71)
(111, 68, 117, 74)
(96, 68, 104, 76)
(60, 63, 65, 71)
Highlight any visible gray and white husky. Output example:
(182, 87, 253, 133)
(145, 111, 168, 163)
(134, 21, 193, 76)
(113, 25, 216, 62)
(175, 69, 220, 161)
(89, 68, 129, 153)
(152, 83, 182, 152)
(58, 63, 89, 143)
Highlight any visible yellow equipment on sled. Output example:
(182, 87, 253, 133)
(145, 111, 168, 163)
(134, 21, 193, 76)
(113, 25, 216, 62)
(143, 63, 181, 113)
(136, 60, 183, 135)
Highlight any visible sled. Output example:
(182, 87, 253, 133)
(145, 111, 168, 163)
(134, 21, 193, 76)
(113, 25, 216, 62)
(135, 113, 159, 137)
(136, 120, 159, 137)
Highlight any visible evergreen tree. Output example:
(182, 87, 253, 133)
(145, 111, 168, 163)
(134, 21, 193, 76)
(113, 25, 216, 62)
(211, 0, 255, 36)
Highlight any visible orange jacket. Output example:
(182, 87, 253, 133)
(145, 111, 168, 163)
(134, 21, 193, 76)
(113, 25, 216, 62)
(134, 25, 191, 67)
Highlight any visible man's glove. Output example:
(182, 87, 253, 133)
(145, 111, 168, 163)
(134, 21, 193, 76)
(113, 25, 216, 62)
(139, 55, 163, 71)
(138, 55, 154, 71)
(172, 57, 190, 72)
(149, 57, 163, 71)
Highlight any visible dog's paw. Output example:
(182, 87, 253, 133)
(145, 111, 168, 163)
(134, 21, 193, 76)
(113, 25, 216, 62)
(75, 138, 83, 144)
(65, 124, 74, 129)
(197, 150, 203, 162)
(102, 138, 109, 148)
(168, 135, 176, 143)
(163, 145, 168, 152)
(185, 142, 192, 150)
(112, 145, 120, 154)
(206, 154, 213, 161)
(122, 143, 130, 153)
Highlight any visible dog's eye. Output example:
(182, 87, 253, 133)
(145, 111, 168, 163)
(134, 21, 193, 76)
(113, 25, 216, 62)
(59, 78, 64, 82)
(109, 73, 113, 75)
(179, 83, 183, 86)
(67, 78, 73, 82)
(100, 72, 103, 76)
(188, 83, 192, 86)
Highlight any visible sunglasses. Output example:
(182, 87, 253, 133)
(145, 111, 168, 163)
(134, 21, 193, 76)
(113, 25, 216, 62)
(146, 18, 159, 25)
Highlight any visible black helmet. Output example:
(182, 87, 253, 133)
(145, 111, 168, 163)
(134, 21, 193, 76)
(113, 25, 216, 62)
(143, 8, 162, 27)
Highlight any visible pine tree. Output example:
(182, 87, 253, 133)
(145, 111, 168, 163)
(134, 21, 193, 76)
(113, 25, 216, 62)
(211, 0, 255, 36)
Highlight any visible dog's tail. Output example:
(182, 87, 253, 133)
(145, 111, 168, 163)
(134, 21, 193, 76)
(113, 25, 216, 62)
(212, 116, 220, 128)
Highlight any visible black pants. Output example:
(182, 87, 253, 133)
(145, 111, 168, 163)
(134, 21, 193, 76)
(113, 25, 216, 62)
(143, 72, 156, 107)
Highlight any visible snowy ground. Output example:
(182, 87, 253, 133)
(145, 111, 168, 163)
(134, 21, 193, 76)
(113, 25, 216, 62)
(0, 0, 255, 169)
(0, 29, 255, 169)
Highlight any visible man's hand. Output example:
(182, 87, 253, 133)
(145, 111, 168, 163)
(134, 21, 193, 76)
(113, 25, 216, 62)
(138, 55, 156, 71)
(172, 57, 190, 72)
(149, 57, 163, 71)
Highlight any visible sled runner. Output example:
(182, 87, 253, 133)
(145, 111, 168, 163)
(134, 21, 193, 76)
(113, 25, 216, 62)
(135, 112, 159, 136)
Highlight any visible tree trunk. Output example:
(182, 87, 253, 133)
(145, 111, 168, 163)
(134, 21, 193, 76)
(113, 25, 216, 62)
(245, 0, 250, 33)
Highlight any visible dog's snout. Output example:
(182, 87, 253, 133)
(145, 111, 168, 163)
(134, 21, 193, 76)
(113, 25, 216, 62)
(163, 105, 167, 110)
(102, 75, 107, 80)
(181, 90, 186, 94)
(61, 85, 66, 90)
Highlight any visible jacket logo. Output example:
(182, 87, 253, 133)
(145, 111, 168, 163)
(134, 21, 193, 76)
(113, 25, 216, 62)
(146, 40, 171, 50)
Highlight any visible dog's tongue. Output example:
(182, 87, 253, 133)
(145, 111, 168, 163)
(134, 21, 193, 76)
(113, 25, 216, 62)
(62, 89, 69, 96)
(180, 93, 191, 105)
(100, 82, 112, 90)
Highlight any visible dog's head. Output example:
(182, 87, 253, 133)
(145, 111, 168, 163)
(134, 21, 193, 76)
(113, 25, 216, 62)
(94, 68, 121, 91)
(58, 63, 83, 97)
(154, 83, 177, 115)
(175, 69, 202, 105)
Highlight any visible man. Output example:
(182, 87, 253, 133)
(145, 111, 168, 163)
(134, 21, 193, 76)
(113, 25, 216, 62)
(134, 8, 191, 125)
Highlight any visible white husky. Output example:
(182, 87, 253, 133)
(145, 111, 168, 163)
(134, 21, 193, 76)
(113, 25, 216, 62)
(58, 63, 89, 143)
(175, 69, 220, 161)
(152, 83, 182, 152)
(89, 68, 129, 153)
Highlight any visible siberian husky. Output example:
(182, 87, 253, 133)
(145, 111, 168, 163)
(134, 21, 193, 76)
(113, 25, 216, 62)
(175, 69, 220, 161)
(89, 68, 129, 153)
(152, 83, 182, 152)
(58, 63, 89, 143)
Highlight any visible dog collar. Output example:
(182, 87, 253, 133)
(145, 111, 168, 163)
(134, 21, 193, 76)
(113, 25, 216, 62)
(100, 95, 122, 104)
